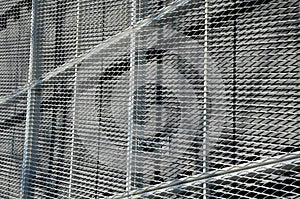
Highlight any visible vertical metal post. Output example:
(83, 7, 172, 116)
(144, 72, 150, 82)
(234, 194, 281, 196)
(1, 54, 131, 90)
(21, 0, 36, 198)
(127, 0, 136, 194)
(68, 0, 80, 197)
(203, 0, 209, 198)
(232, 0, 238, 166)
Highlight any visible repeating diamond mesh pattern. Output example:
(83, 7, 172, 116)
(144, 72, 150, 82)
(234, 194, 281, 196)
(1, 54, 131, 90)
(0, 0, 299, 198)
(0, 0, 31, 198)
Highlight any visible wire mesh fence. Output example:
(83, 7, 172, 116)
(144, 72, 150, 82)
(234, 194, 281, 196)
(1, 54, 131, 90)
(0, 0, 299, 198)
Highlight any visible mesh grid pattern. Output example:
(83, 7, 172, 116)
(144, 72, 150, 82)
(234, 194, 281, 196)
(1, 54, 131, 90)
(129, 158, 299, 199)
(0, 0, 31, 198)
(0, 0, 299, 198)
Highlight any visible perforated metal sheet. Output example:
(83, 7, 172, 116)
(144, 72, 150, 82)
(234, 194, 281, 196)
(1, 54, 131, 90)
(0, 0, 299, 198)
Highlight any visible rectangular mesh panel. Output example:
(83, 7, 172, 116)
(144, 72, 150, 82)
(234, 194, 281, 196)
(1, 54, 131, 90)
(0, 94, 27, 198)
(132, 0, 206, 188)
(0, 0, 299, 198)
(0, 0, 31, 96)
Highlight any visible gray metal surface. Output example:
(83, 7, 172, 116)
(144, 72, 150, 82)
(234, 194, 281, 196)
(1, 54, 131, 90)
(0, 0, 299, 198)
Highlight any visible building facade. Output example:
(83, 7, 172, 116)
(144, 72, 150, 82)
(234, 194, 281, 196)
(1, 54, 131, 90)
(0, 0, 299, 198)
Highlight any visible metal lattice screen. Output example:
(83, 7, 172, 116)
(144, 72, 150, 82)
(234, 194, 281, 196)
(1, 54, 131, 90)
(0, 0, 299, 198)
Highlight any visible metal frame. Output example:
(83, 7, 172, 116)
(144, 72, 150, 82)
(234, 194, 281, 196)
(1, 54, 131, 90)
(0, 0, 297, 198)
(20, 0, 37, 197)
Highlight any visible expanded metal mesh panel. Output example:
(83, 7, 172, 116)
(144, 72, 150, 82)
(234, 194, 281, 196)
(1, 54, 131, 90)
(33, 0, 78, 76)
(132, 0, 207, 188)
(129, 158, 299, 199)
(0, 0, 299, 198)
(0, 95, 28, 198)
(23, 2, 78, 197)
(0, 0, 31, 96)
(0, 0, 31, 198)
(70, 37, 131, 198)
(206, 0, 299, 169)
(207, 161, 300, 199)
(78, 0, 131, 51)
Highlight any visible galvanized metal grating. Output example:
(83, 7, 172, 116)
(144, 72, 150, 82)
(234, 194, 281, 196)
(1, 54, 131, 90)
(0, 0, 299, 198)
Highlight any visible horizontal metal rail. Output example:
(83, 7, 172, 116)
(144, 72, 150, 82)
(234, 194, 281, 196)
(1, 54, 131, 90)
(109, 152, 300, 198)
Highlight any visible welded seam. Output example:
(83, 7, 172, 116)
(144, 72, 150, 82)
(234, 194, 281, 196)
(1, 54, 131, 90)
(108, 153, 300, 199)
(0, 0, 191, 106)
(20, 0, 36, 198)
